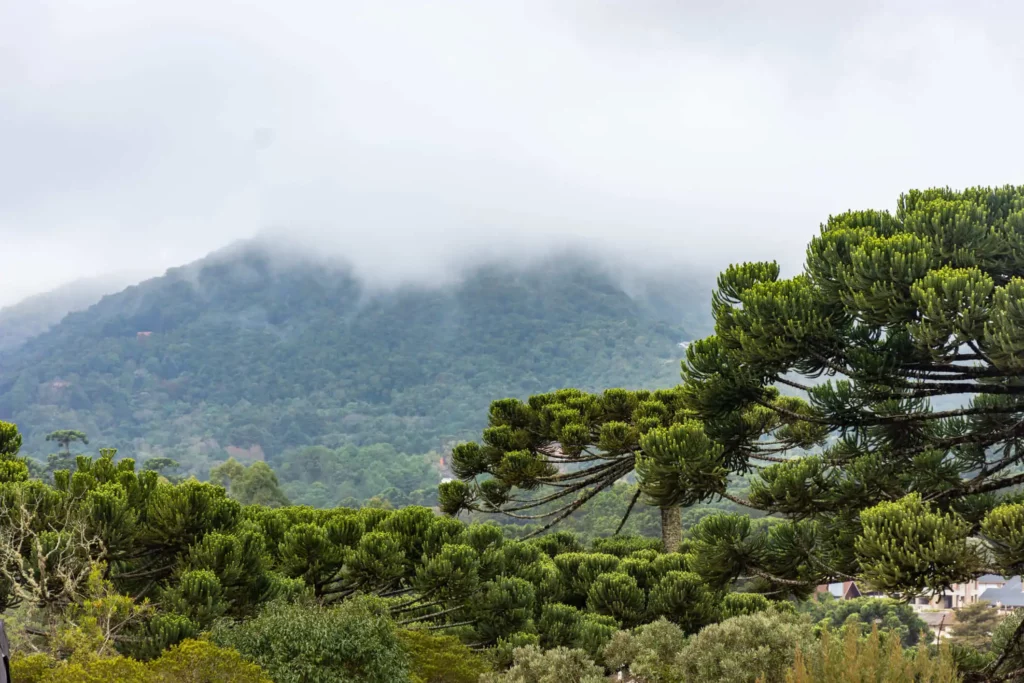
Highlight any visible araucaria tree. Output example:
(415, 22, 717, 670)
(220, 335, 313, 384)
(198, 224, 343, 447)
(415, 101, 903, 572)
(439, 386, 820, 550)
(679, 185, 1024, 679)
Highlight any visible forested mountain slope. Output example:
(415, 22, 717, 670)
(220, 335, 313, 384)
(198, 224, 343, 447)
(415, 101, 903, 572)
(0, 272, 145, 352)
(0, 242, 712, 476)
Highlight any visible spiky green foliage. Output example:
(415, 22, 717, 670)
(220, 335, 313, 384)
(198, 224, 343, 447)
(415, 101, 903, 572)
(442, 387, 783, 551)
(0, 420, 780, 665)
(677, 186, 1024, 604)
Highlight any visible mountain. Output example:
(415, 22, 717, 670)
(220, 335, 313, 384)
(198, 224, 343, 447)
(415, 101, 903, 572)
(0, 272, 148, 352)
(0, 242, 713, 481)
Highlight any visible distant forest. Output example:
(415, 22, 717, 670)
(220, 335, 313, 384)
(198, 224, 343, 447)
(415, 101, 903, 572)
(0, 244, 713, 510)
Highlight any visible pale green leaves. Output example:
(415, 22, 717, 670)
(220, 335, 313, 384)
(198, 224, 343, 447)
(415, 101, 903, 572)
(856, 494, 980, 598)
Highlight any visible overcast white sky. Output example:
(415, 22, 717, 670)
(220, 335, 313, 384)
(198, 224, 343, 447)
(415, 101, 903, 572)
(2, 0, 1024, 306)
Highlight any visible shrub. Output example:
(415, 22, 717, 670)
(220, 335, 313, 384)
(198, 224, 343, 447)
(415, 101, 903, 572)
(210, 597, 409, 683)
(799, 595, 931, 647)
(481, 645, 605, 683)
(148, 639, 272, 682)
(603, 618, 687, 683)
(675, 610, 816, 683)
(399, 628, 491, 683)
(10, 640, 271, 683)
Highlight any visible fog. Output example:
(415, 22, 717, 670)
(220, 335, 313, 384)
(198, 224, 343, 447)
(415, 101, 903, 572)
(2, 0, 1024, 306)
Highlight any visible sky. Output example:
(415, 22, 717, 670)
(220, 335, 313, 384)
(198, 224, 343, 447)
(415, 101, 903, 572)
(2, 0, 1024, 306)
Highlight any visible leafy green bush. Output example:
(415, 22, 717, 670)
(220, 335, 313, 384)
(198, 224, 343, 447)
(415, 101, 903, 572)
(211, 597, 409, 683)
(480, 645, 605, 683)
(603, 618, 687, 683)
(399, 628, 491, 683)
(10, 639, 271, 683)
(674, 610, 816, 683)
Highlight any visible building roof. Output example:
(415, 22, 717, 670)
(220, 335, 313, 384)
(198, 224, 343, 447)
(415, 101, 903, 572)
(978, 574, 1011, 583)
(981, 576, 1024, 607)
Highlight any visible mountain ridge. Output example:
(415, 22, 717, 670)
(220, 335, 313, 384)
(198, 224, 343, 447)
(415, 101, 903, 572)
(0, 241, 713, 476)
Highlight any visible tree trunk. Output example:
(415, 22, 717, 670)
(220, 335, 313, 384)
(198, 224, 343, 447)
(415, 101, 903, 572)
(660, 506, 682, 552)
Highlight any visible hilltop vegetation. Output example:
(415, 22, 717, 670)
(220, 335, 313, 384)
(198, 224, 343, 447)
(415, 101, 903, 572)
(0, 272, 143, 352)
(0, 244, 711, 481)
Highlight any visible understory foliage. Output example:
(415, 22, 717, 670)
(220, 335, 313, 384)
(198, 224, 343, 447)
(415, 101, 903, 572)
(11, 639, 272, 683)
(798, 594, 931, 647)
(785, 626, 958, 683)
(209, 598, 409, 683)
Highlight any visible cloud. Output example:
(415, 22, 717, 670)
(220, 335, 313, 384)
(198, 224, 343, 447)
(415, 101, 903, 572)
(2, 0, 1023, 304)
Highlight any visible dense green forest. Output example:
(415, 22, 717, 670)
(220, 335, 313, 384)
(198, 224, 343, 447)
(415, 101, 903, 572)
(0, 420, 977, 683)
(9, 186, 1024, 682)
(0, 243, 713, 486)
(0, 272, 142, 352)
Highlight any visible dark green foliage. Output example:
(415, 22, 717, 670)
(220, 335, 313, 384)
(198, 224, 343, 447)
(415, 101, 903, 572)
(0, 420, 29, 483)
(798, 594, 931, 647)
(585, 572, 646, 626)
(0, 419, 774, 668)
(647, 570, 720, 633)
(209, 458, 290, 507)
(211, 598, 410, 683)
(675, 186, 1024, 610)
(1, 248, 702, 488)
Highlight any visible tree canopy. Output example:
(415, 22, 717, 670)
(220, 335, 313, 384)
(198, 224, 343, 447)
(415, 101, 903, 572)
(674, 186, 1024, 600)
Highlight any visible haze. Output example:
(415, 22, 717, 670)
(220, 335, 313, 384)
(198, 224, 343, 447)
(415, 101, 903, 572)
(2, 0, 1024, 306)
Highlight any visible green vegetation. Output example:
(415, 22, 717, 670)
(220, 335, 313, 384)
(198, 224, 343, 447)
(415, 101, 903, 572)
(0, 272, 140, 353)
(786, 626, 958, 683)
(9, 185, 1024, 680)
(798, 595, 930, 647)
(950, 601, 1003, 653)
(0, 248, 706, 488)
(210, 598, 410, 683)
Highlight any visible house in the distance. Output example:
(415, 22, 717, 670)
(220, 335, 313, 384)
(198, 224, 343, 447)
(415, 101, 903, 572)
(911, 576, 1012, 611)
(979, 576, 1024, 615)
(815, 581, 870, 600)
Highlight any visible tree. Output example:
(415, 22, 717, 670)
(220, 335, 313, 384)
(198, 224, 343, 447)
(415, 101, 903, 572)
(45, 431, 88, 456)
(787, 625, 958, 683)
(0, 420, 30, 483)
(799, 595, 931, 647)
(439, 390, 804, 551)
(602, 618, 687, 682)
(677, 185, 1024, 677)
(951, 601, 1003, 652)
(210, 458, 290, 507)
(9, 639, 272, 683)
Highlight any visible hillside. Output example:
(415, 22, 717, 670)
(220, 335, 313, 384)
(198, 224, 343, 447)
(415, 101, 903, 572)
(0, 272, 146, 352)
(0, 242, 712, 481)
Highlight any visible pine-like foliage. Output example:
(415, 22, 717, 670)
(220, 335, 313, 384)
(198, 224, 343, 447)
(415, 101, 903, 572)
(674, 185, 1024, 678)
(677, 187, 1024, 596)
